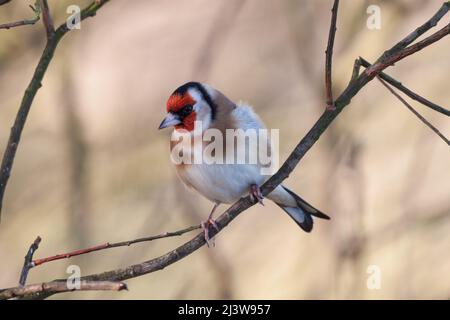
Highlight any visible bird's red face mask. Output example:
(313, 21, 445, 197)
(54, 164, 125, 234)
(159, 93, 197, 132)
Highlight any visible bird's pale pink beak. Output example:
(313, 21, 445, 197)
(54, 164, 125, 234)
(159, 113, 182, 129)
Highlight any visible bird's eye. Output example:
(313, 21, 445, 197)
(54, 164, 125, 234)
(179, 104, 193, 117)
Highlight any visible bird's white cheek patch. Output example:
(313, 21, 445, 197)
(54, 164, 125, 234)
(191, 104, 210, 129)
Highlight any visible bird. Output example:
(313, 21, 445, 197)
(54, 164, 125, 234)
(159, 82, 330, 245)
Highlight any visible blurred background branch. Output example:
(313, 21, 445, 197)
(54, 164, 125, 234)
(0, 0, 110, 220)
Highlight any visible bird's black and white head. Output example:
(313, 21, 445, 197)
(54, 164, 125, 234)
(159, 82, 220, 132)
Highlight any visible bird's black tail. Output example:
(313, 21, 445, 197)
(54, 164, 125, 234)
(275, 186, 330, 233)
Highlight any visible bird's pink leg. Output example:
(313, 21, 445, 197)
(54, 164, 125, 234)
(249, 184, 264, 205)
(201, 203, 220, 247)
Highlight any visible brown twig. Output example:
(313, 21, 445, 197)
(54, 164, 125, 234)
(377, 77, 449, 146)
(364, 2, 450, 78)
(0, 2, 40, 30)
(18, 236, 41, 287)
(38, 0, 54, 38)
(385, 1, 450, 54)
(0, 280, 127, 300)
(30, 224, 201, 267)
(365, 22, 450, 78)
(325, 0, 339, 110)
(360, 57, 450, 116)
(0, 0, 110, 221)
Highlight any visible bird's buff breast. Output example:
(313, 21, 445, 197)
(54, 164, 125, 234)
(175, 162, 265, 204)
(170, 127, 268, 204)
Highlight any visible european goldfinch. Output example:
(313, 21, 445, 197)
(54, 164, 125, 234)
(159, 82, 329, 244)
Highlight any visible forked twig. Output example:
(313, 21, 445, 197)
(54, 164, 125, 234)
(377, 77, 450, 146)
(360, 57, 450, 116)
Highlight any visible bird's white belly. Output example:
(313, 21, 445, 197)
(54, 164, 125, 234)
(181, 163, 265, 204)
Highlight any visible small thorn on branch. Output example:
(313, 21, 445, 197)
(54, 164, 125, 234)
(19, 236, 42, 287)
(349, 58, 361, 85)
(325, 0, 340, 111)
(326, 103, 336, 111)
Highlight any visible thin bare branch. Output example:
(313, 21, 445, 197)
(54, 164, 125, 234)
(0, 280, 127, 300)
(19, 236, 41, 287)
(360, 57, 450, 116)
(365, 22, 450, 77)
(38, 0, 54, 38)
(325, 0, 339, 110)
(377, 77, 450, 146)
(0, 2, 40, 30)
(386, 1, 450, 54)
(30, 224, 201, 267)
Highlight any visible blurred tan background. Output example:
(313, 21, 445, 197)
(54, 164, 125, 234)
(0, 0, 449, 299)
